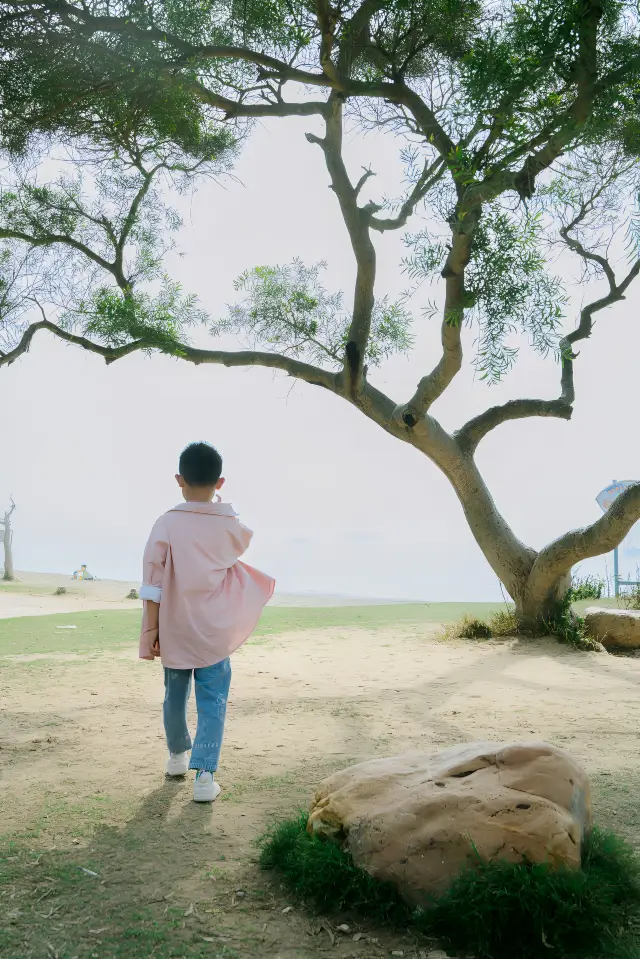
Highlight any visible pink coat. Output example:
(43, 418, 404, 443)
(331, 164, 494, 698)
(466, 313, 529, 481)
(139, 501, 275, 669)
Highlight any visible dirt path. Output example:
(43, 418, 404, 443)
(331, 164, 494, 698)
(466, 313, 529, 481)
(2, 626, 640, 958)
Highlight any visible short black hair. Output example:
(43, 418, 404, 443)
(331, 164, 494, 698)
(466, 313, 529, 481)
(178, 442, 223, 486)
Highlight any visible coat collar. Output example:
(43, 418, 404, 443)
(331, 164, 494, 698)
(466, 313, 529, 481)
(170, 501, 238, 517)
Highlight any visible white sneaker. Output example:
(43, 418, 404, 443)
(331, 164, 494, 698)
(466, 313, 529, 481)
(166, 751, 190, 776)
(193, 770, 221, 803)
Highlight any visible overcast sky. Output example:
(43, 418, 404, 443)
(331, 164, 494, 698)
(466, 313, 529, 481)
(1, 117, 638, 600)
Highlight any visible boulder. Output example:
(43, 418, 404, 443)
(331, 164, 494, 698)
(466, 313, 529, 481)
(584, 606, 640, 649)
(308, 741, 591, 905)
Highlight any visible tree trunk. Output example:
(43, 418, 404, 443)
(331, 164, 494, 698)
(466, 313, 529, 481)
(3, 521, 14, 580)
(513, 571, 573, 630)
(353, 384, 640, 633)
(402, 414, 537, 601)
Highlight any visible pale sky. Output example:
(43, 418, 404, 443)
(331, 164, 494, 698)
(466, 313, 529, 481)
(0, 117, 638, 600)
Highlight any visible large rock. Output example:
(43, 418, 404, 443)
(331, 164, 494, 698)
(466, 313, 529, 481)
(585, 606, 640, 648)
(308, 741, 591, 905)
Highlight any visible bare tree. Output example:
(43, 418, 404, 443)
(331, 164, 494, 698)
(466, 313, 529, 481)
(1, 496, 16, 581)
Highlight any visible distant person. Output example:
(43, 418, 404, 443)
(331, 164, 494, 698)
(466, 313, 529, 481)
(139, 442, 274, 802)
(72, 564, 95, 581)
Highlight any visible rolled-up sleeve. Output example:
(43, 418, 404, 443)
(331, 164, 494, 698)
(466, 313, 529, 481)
(139, 583, 163, 602)
(139, 518, 169, 661)
(141, 519, 169, 603)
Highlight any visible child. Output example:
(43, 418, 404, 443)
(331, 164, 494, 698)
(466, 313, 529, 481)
(139, 442, 274, 802)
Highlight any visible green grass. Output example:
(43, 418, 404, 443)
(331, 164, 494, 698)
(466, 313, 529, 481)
(0, 784, 263, 959)
(0, 603, 513, 659)
(0, 599, 622, 661)
(259, 815, 640, 959)
(0, 580, 74, 596)
(0, 609, 140, 657)
(221, 771, 306, 805)
(1, 776, 638, 959)
(442, 599, 624, 650)
(0, 843, 238, 959)
(254, 601, 512, 634)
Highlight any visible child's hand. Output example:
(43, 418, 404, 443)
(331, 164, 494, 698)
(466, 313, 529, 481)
(151, 636, 161, 657)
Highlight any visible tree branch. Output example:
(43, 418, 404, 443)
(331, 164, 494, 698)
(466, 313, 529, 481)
(336, 0, 387, 78)
(314, 0, 340, 85)
(179, 77, 330, 119)
(452, 279, 637, 455)
(370, 156, 445, 232)
(0, 227, 116, 275)
(0, 320, 146, 367)
(0, 319, 340, 392)
(306, 94, 377, 393)
(559, 208, 640, 402)
(176, 344, 340, 391)
(35, 0, 333, 87)
(455, 184, 640, 455)
(509, 0, 604, 199)
(17, 0, 462, 138)
(385, 82, 456, 160)
(455, 1, 610, 209)
(354, 166, 376, 197)
(531, 482, 640, 584)
(404, 319, 462, 424)
(559, 221, 616, 288)
(114, 165, 159, 285)
(455, 398, 573, 454)
(399, 221, 477, 426)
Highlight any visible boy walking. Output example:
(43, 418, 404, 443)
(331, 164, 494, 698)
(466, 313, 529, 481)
(139, 442, 274, 801)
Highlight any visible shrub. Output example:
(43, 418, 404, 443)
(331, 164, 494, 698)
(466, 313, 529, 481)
(259, 812, 407, 923)
(431, 828, 640, 959)
(259, 817, 640, 959)
(442, 602, 601, 651)
(620, 585, 640, 611)
(442, 608, 519, 642)
(542, 596, 601, 652)
(487, 608, 519, 637)
(458, 616, 493, 639)
(567, 574, 605, 602)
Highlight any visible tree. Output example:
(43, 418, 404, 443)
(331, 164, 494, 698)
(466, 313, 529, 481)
(1, 496, 16, 581)
(0, 0, 639, 626)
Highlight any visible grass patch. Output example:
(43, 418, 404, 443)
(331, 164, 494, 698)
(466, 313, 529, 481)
(0, 603, 514, 659)
(567, 574, 606, 602)
(541, 597, 601, 651)
(458, 616, 493, 639)
(0, 580, 72, 596)
(442, 600, 604, 652)
(0, 782, 260, 959)
(0, 609, 140, 658)
(0, 842, 232, 959)
(431, 830, 640, 959)
(221, 771, 308, 805)
(0, 599, 623, 661)
(6, 791, 137, 844)
(440, 607, 519, 642)
(620, 586, 640, 611)
(259, 815, 640, 959)
(254, 602, 510, 634)
(259, 812, 408, 924)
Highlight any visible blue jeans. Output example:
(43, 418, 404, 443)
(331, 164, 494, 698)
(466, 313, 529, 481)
(163, 659, 232, 772)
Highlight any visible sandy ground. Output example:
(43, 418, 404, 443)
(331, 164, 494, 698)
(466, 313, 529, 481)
(0, 571, 407, 619)
(2, 621, 640, 957)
